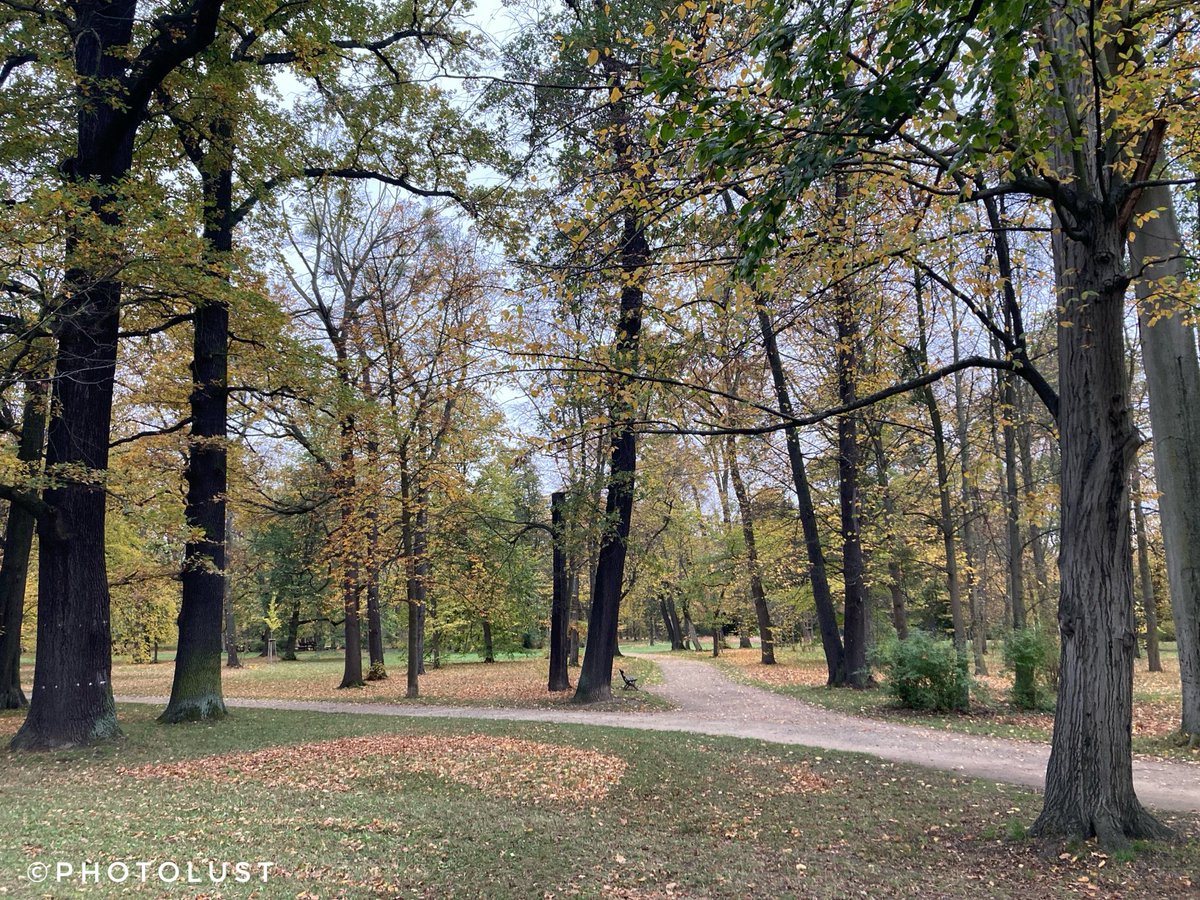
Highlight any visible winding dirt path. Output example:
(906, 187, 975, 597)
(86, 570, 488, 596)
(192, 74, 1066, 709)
(119, 654, 1200, 814)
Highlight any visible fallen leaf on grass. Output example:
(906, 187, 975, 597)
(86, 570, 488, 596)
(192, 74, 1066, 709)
(120, 734, 627, 803)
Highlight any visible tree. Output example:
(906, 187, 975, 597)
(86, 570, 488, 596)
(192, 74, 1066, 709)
(1129, 183, 1200, 739)
(10, 0, 225, 751)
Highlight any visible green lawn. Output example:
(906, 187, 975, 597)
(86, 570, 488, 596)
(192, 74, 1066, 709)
(1, 705, 1196, 897)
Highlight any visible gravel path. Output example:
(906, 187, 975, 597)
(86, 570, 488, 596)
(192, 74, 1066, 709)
(119, 654, 1200, 813)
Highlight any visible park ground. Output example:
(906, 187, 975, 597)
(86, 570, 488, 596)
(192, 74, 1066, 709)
(1, 647, 1198, 897)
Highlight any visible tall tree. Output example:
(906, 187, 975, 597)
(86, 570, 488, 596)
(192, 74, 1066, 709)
(1129, 183, 1200, 739)
(11, 0, 224, 751)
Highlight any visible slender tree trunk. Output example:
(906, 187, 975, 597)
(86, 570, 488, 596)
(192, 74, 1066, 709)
(755, 301, 845, 683)
(568, 566, 581, 666)
(0, 376, 48, 709)
(575, 210, 646, 704)
(914, 275, 966, 651)
(725, 435, 776, 663)
(870, 430, 909, 640)
(1002, 368, 1026, 630)
(1129, 184, 1200, 738)
(549, 492, 571, 690)
(1017, 398, 1051, 618)
(365, 451, 386, 679)
(1131, 464, 1162, 672)
(224, 556, 242, 669)
(835, 281, 870, 688)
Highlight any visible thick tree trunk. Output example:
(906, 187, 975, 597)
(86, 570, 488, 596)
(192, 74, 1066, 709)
(12, 8, 139, 747)
(161, 160, 232, 723)
(1129, 184, 1200, 737)
(0, 376, 48, 709)
(482, 618, 495, 663)
(756, 302, 845, 682)
(549, 492, 571, 690)
(575, 211, 646, 704)
(665, 593, 684, 650)
(282, 597, 301, 661)
(1131, 464, 1162, 672)
(1030, 205, 1168, 845)
(725, 436, 776, 664)
(739, 624, 753, 649)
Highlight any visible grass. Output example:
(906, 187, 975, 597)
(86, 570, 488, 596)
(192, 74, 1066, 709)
(1, 704, 1196, 897)
(705, 644, 1200, 762)
(58, 651, 671, 713)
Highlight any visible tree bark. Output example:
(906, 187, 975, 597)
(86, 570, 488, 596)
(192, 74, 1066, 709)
(0, 376, 48, 709)
(835, 279, 869, 688)
(1030, 199, 1168, 844)
(725, 435, 775, 663)
(870, 429, 908, 640)
(482, 618, 495, 663)
(1129, 183, 1200, 737)
(574, 210, 646, 704)
(1131, 464, 1162, 672)
(161, 142, 233, 723)
(549, 492, 571, 690)
(914, 275, 966, 651)
(282, 597, 301, 661)
(755, 301, 845, 683)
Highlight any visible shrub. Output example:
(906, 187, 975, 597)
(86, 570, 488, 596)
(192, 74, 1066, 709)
(1003, 626, 1059, 710)
(874, 631, 971, 711)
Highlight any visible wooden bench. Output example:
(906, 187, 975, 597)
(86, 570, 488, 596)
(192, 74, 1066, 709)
(619, 668, 639, 691)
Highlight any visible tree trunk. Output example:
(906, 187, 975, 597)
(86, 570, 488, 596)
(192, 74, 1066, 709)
(224, 554, 242, 669)
(870, 429, 909, 640)
(725, 435, 776, 664)
(574, 210, 646, 704)
(568, 566, 581, 666)
(12, 5, 144, 750)
(1131, 464, 1162, 672)
(1030, 201, 1168, 845)
(365, 469, 386, 679)
(0, 376, 48, 709)
(835, 280, 869, 689)
(549, 492, 571, 690)
(1129, 183, 1200, 738)
(1017, 397, 1052, 618)
(161, 153, 232, 723)
(755, 301, 845, 683)
(282, 597, 301, 661)
(914, 275, 965, 650)
(1002, 368, 1026, 630)
(482, 618, 495, 663)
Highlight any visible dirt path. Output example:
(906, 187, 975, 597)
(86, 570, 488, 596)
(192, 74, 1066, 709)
(119, 654, 1200, 814)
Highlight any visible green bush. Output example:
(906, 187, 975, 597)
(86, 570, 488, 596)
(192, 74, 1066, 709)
(874, 631, 971, 711)
(1003, 626, 1058, 710)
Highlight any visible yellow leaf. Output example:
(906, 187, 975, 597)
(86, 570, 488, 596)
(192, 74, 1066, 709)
(587, 49, 599, 66)
(610, 85, 623, 103)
